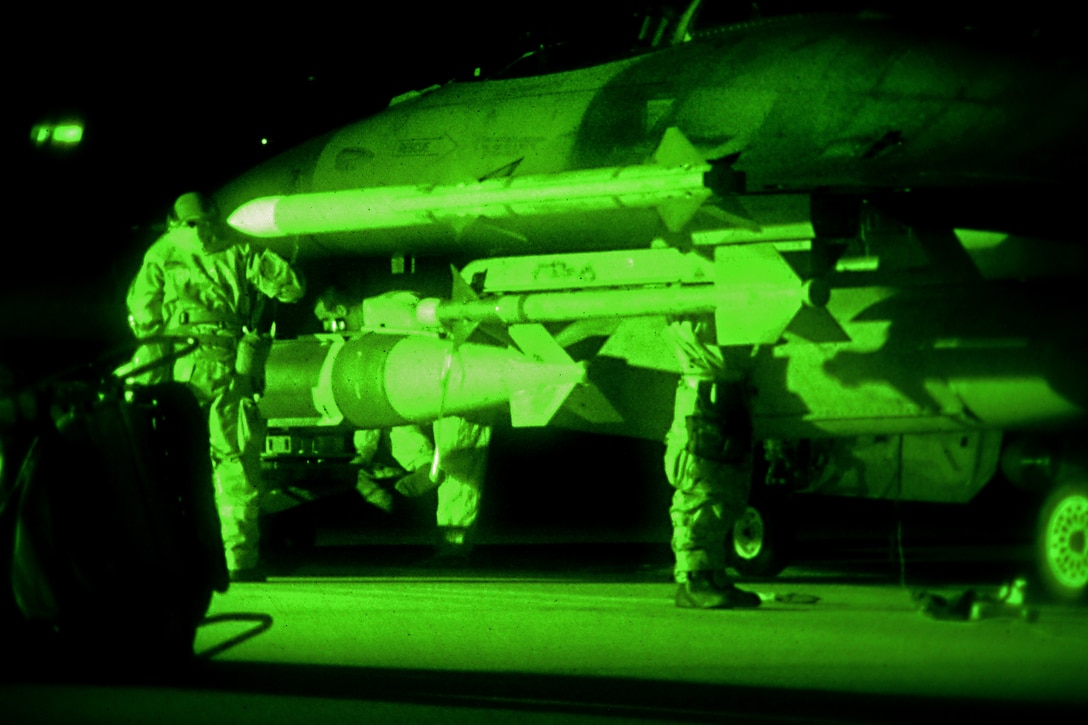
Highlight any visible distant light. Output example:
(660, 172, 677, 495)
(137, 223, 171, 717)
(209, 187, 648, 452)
(261, 138, 269, 146)
(30, 124, 51, 146)
(53, 123, 83, 145)
(29, 120, 84, 149)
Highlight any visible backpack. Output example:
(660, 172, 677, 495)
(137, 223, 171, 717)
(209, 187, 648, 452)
(1, 375, 228, 676)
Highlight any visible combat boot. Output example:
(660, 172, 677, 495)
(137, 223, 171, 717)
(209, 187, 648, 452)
(676, 570, 762, 609)
(417, 526, 473, 569)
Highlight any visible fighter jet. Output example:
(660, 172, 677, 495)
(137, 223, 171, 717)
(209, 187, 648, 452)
(218, 5, 1088, 600)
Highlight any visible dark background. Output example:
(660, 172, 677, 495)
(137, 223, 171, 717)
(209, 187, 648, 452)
(7, 2, 1083, 372)
(3, 2, 1082, 389)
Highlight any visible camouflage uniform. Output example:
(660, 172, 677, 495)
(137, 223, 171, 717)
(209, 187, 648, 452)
(127, 226, 304, 573)
(663, 316, 753, 584)
(432, 416, 491, 553)
(353, 415, 490, 553)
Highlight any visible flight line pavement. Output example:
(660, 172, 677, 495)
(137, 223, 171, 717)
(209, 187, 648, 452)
(4, 549, 1086, 724)
(194, 570, 1086, 696)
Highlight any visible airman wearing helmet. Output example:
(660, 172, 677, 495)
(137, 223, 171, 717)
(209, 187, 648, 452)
(126, 192, 305, 582)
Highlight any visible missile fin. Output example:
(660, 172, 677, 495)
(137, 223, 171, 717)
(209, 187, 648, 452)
(712, 243, 806, 346)
(597, 317, 679, 372)
(658, 194, 709, 232)
(653, 127, 705, 167)
(450, 320, 481, 347)
(451, 264, 478, 303)
(505, 321, 621, 424)
(714, 300, 797, 346)
(507, 323, 574, 365)
(561, 381, 624, 424)
(473, 322, 518, 348)
(449, 265, 482, 345)
(509, 382, 579, 427)
(785, 306, 851, 344)
(505, 324, 588, 426)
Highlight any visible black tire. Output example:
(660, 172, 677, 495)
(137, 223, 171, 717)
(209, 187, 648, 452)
(1035, 482, 1088, 603)
(727, 488, 792, 577)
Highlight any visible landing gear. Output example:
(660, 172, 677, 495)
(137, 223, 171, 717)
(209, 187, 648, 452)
(1035, 482, 1088, 603)
(728, 487, 792, 577)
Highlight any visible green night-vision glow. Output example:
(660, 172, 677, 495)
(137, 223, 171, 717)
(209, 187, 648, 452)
(30, 122, 85, 148)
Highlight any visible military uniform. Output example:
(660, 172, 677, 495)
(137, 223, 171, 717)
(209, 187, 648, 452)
(352, 416, 489, 555)
(432, 415, 490, 554)
(127, 210, 304, 576)
(664, 316, 760, 608)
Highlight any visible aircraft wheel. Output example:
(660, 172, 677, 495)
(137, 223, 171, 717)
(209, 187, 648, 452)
(1035, 482, 1088, 603)
(728, 488, 792, 578)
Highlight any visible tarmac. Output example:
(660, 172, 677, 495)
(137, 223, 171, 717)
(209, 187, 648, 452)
(4, 541, 1086, 724)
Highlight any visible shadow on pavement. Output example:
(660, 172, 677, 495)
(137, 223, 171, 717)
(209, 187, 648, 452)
(7, 658, 1082, 724)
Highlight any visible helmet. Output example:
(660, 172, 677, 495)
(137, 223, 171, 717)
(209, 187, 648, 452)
(169, 192, 219, 226)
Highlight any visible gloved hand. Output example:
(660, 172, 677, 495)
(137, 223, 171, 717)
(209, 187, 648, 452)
(117, 341, 173, 385)
(394, 466, 445, 497)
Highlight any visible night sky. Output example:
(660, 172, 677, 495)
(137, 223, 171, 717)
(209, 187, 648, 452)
(6, 2, 1082, 380)
(9, 5, 643, 362)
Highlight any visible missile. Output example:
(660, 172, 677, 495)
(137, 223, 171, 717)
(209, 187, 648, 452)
(416, 280, 828, 346)
(226, 162, 712, 239)
(259, 332, 587, 429)
(418, 242, 831, 347)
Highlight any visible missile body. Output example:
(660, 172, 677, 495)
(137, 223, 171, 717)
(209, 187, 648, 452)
(226, 163, 710, 239)
(419, 242, 828, 347)
(259, 332, 585, 428)
(417, 280, 826, 342)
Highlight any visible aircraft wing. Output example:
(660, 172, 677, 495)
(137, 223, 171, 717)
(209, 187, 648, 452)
(219, 12, 1087, 437)
(217, 13, 1088, 262)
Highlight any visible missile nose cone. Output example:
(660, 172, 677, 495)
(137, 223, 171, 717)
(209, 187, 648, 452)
(227, 197, 281, 237)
